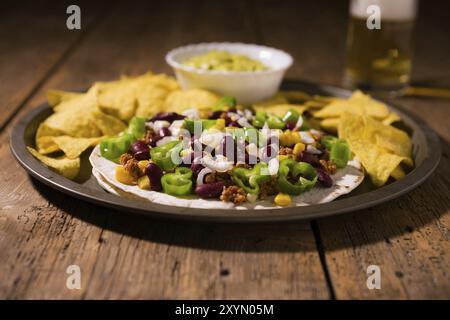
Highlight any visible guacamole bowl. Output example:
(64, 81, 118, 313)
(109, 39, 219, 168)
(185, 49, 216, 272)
(165, 43, 293, 105)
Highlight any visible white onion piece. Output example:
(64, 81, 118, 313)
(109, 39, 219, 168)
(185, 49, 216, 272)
(244, 109, 254, 120)
(294, 116, 304, 129)
(153, 120, 170, 133)
(182, 108, 200, 119)
(156, 136, 177, 147)
(247, 193, 258, 203)
(199, 131, 224, 149)
(196, 167, 213, 186)
(268, 157, 279, 175)
(169, 120, 184, 136)
(201, 154, 234, 172)
(299, 131, 315, 144)
(306, 145, 322, 154)
(246, 143, 258, 158)
(237, 117, 253, 128)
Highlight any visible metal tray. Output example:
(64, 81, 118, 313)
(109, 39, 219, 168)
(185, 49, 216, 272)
(10, 81, 441, 222)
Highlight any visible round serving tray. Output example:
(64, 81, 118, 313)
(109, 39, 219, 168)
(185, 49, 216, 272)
(10, 81, 441, 223)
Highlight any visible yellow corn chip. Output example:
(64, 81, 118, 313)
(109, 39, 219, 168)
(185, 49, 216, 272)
(27, 147, 80, 179)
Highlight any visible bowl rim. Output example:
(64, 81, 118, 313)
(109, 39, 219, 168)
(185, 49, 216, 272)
(165, 42, 293, 76)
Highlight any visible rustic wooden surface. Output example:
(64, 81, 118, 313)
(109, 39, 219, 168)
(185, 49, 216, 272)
(0, 0, 449, 299)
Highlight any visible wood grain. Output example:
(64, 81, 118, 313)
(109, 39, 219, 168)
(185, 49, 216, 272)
(0, 0, 106, 130)
(0, 0, 329, 299)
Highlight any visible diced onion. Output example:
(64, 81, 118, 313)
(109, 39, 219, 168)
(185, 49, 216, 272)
(237, 117, 253, 128)
(299, 131, 315, 144)
(153, 120, 170, 133)
(156, 136, 177, 147)
(196, 167, 213, 186)
(306, 144, 322, 154)
(294, 116, 304, 129)
(169, 120, 184, 136)
(182, 108, 200, 119)
(201, 154, 234, 172)
(268, 158, 279, 175)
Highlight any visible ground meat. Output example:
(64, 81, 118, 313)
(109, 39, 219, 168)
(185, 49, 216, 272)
(220, 186, 247, 204)
(319, 159, 337, 174)
(119, 153, 134, 166)
(235, 162, 252, 169)
(259, 177, 278, 199)
(279, 147, 293, 155)
(123, 157, 144, 179)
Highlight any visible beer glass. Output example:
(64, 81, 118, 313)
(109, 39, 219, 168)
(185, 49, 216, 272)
(343, 0, 418, 94)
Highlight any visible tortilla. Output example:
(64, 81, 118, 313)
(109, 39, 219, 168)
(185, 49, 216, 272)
(89, 145, 364, 210)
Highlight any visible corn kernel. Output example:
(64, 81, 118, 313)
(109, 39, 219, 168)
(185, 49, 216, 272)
(138, 160, 149, 171)
(274, 193, 292, 206)
(293, 142, 306, 156)
(137, 175, 151, 190)
(115, 166, 136, 185)
(277, 155, 289, 161)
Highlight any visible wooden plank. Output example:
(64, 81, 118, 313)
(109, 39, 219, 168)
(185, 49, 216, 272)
(256, 0, 450, 299)
(0, 0, 329, 299)
(0, 0, 107, 130)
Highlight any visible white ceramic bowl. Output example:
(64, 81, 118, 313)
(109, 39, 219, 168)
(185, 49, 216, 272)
(165, 42, 293, 105)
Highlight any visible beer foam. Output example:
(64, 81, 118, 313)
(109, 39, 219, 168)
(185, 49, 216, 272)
(350, 0, 417, 21)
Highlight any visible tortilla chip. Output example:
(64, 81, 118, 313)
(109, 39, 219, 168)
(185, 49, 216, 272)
(47, 90, 83, 107)
(253, 92, 289, 108)
(314, 90, 389, 119)
(391, 165, 406, 180)
(93, 110, 127, 136)
(339, 112, 412, 186)
(95, 79, 137, 122)
(165, 89, 219, 114)
(320, 118, 340, 133)
(27, 147, 80, 179)
(382, 112, 401, 125)
(52, 136, 103, 159)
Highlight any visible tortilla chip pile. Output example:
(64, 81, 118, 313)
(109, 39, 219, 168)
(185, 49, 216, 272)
(30, 72, 196, 179)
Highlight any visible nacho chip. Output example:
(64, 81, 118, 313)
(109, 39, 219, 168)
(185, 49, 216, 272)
(339, 112, 412, 186)
(391, 165, 406, 180)
(47, 89, 83, 107)
(27, 147, 80, 179)
(253, 92, 289, 108)
(320, 117, 340, 133)
(95, 79, 137, 122)
(314, 90, 389, 119)
(165, 89, 219, 114)
(52, 136, 103, 159)
(382, 112, 401, 125)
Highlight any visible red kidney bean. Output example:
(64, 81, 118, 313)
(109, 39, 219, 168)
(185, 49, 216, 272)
(195, 181, 225, 198)
(286, 121, 296, 130)
(130, 140, 150, 161)
(144, 162, 163, 191)
(228, 120, 242, 128)
(316, 167, 333, 188)
(209, 110, 224, 119)
(190, 163, 204, 178)
(297, 151, 320, 166)
(147, 134, 162, 147)
(150, 112, 185, 123)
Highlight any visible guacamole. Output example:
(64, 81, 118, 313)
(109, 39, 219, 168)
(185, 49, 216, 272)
(183, 50, 268, 72)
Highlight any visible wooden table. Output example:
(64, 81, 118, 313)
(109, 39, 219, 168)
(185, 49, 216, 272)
(1, 0, 449, 299)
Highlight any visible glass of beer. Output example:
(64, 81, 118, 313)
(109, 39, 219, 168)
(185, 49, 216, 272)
(343, 0, 418, 95)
